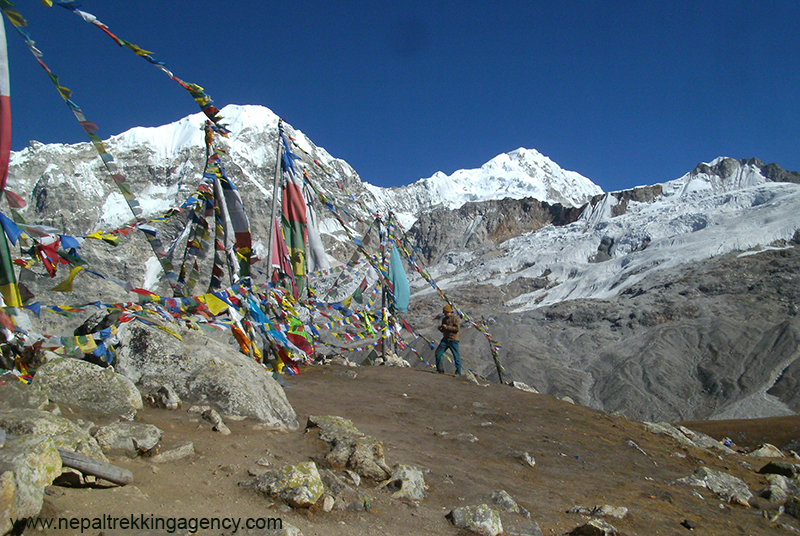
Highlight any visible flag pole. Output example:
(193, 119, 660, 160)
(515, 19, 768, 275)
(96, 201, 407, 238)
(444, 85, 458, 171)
(265, 119, 283, 282)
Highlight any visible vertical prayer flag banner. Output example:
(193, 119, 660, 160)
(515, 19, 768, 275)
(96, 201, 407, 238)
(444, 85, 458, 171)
(0, 16, 20, 307)
(281, 136, 308, 297)
(388, 244, 409, 313)
(0, 13, 10, 192)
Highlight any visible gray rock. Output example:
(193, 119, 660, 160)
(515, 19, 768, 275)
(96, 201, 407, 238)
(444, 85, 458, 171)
(0, 408, 107, 461)
(251, 461, 325, 508)
(490, 489, 530, 518)
(0, 380, 48, 411)
(386, 464, 426, 501)
(0, 434, 62, 534)
(510, 380, 539, 393)
(446, 504, 503, 536)
(149, 442, 195, 463)
(679, 466, 753, 506)
(116, 323, 298, 430)
(93, 421, 163, 457)
(505, 522, 544, 536)
(758, 461, 800, 478)
(318, 468, 348, 497)
(749, 443, 784, 458)
(567, 519, 620, 535)
(645, 422, 736, 455)
(147, 385, 182, 410)
(456, 433, 479, 443)
(305, 415, 392, 481)
(34, 357, 143, 419)
(202, 408, 232, 435)
(568, 505, 628, 519)
(786, 495, 800, 519)
(760, 482, 788, 502)
(513, 450, 536, 468)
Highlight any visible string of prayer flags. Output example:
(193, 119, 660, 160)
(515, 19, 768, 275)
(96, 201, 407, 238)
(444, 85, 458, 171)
(1, 2, 183, 295)
(47, 1, 223, 125)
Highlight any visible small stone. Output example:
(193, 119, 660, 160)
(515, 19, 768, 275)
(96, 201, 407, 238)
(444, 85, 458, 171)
(749, 444, 784, 458)
(345, 470, 361, 487)
(386, 465, 426, 501)
(786, 495, 800, 519)
(568, 518, 619, 535)
(149, 442, 194, 463)
(447, 504, 502, 536)
(456, 433, 479, 443)
(202, 408, 231, 435)
(490, 489, 530, 518)
(514, 451, 536, 468)
(322, 494, 335, 512)
(758, 461, 799, 478)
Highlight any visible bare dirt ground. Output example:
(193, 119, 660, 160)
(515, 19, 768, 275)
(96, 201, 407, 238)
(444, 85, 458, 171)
(28, 364, 800, 536)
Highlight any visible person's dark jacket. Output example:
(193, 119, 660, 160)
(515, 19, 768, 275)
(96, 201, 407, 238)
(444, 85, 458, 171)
(439, 312, 460, 341)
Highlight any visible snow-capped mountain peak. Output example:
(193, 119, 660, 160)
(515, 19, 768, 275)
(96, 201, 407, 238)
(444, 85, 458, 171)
(416, 147, 602, 209)
(365, 146, 603, 228)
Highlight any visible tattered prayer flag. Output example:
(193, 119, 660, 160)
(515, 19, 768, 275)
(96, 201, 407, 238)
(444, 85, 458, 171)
(4, 189, 25, 208)
(271, 217, 298, 298)
(50, 265, 83, 292)
(282, 176, 307, 297)
(58, 234, 81, 250)
(388, 245, 410, 313)
(200, 293, 229, 316)
(76, 334, 97, 353)
(0, 212, 23, 244)
(23, 301, 40, 317)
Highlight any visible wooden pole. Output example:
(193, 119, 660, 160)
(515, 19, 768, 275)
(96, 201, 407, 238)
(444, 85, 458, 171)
(265, 119, 283, 282)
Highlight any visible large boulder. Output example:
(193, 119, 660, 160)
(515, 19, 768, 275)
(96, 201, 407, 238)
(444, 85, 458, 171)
(0, 408, 106, 461)
(115, 323, 298, 430)
(34, 358, 143, 419)
(0, 434, 62, 534)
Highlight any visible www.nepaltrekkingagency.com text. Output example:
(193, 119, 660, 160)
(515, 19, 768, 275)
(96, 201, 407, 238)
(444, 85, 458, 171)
(18, 514, 282, 533)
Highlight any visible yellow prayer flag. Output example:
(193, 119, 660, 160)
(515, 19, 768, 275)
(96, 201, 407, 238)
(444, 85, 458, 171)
(50, 266, 83, 292)
(202, 293, 230, 316)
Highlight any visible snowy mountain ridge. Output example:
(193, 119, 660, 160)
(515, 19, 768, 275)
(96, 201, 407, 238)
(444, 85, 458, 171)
(366, 146, 602, 226)
(10, 105, 598, 233)
(7, 104, 800, 310)
(412, 154, 800, 310)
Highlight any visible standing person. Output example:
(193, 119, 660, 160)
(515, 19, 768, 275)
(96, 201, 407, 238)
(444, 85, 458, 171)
(435, 304, 461, 375)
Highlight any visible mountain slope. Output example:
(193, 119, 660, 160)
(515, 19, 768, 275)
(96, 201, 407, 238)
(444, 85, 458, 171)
(6, 105, 800, 423)
(402, 158, 800, 421)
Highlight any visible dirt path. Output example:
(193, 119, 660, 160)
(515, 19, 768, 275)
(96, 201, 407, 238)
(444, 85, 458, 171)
(32, 364, 800, 535)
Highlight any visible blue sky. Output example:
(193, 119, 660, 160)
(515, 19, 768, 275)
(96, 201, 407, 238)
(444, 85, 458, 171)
(4, 1, 799, 192)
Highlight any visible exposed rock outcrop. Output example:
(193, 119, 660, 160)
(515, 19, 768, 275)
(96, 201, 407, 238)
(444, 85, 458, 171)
(115, 323, 299, 430)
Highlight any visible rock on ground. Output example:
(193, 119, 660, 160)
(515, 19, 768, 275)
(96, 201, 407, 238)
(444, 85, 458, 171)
(115, 323, 298, 430)
(93, 421, 163, 457)
(0, 434, 62, 534)
(385, 464, 426, 501)
(679, 466, 753, 506)
(446, 504, 503, 536)
(0, 408, 106, 461)
(34, 357, 143, 419)
(250, 461, 325, 508)
(304, 415, 392, 481)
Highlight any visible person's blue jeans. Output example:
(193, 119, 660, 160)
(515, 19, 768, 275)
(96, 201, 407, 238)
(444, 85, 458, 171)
(435, 340, 461, 375)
